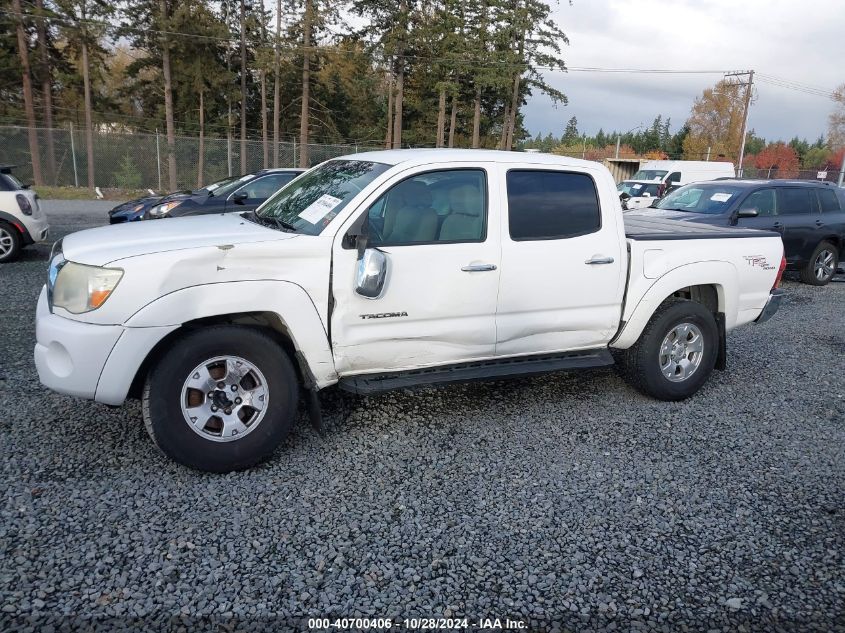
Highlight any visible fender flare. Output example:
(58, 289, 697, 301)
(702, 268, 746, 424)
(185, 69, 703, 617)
(611, 261, 737, 350)
(95, 280, 338, 405)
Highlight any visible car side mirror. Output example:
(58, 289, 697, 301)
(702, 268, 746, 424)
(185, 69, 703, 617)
(233, 191, 248, 204)
(736, 208, 758, 218)
(642, 192, 651, 198)
(355, 248, 388, 299)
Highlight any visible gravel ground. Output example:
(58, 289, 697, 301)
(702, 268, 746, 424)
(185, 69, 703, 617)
(1, 200, 844, 632)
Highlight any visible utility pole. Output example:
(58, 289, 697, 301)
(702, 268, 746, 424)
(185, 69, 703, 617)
(726, 70, 754, 177)
(838, 150, 845, 187)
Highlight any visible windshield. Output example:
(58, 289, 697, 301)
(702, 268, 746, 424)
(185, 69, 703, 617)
(632, 169, 668, 181)
(256, 160, 390, 235)
(198, 175, 240, 196)
(656, 184, 745, 214)
(207, 174, 254, 198)
(617, 181, 660, 197)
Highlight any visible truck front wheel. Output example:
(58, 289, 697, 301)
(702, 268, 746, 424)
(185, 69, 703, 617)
(619, 300, 718, 401)
(142, 326, 299, 472)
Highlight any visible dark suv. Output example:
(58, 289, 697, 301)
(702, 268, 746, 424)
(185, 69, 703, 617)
(640, 179, 845, 285)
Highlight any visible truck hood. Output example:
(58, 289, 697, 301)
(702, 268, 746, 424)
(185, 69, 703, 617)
(62, 212, 294, 266)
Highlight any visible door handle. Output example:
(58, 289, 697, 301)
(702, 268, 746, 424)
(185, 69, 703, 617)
(815, 219, 824, 227)
(772, 222, 783, 230)
(461, 263, 497, 272)
(585, 256, 614, 265)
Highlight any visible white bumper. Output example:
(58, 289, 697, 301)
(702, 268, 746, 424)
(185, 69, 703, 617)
(21, 208, 50, 243)
(34, 287, 177, 404)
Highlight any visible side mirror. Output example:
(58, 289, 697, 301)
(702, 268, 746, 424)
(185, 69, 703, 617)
(642, 192, 651, 198)
(232, 191, 248, 204)
(355, 248, 388, 299)
(736, 208, 758, 218)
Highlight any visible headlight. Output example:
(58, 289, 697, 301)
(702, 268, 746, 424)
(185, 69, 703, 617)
(51, 261, 123, 314)
(149, 201, 181, 218)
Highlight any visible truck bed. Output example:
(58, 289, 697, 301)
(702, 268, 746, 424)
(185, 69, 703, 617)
(624, 214, 778, 241)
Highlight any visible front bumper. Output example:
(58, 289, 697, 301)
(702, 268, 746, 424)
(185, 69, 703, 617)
(755, 288, 784, 324)
(34, 287, 123, 400)
(34, 286, 178, 404)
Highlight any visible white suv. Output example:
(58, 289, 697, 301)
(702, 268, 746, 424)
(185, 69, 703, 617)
(0, 165, 49, 263)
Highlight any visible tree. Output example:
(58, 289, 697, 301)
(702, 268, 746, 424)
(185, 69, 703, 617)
(829, 84, 845, 150)
(11, 0, 43, 185)
(497, 0, 569, 150)
(55, 0, 113, 190)
(802, 146, 832, 170)
(562, 116, 578, 144)
(35, 0, 57, 182)
(754, 142, 799, 179)
(682, 79, 747, 161)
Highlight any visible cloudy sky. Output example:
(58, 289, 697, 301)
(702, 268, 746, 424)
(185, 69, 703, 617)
(523, 0, 842, 142)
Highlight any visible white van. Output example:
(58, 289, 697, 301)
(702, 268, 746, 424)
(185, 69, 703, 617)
(633, 160, 735, 188)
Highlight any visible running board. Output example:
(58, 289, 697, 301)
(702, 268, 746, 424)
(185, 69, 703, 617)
(338, 349, 615, 395)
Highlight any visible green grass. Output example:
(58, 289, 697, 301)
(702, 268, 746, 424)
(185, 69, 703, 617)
(33, 186, 152, 201)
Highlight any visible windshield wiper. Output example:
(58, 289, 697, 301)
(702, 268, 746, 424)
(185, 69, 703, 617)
(247, 209, 297, 232)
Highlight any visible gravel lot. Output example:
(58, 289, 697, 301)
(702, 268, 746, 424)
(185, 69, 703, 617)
(1, 200, 844, 632)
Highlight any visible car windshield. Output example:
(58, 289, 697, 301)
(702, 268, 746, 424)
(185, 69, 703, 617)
(632, 169, 668, 181)
(207, 174, 254, 198)
(198, 175, 240, 196)
(256, 160, 390, 235)
(656, 184, 745, 214)
(617, 181, 659, 196)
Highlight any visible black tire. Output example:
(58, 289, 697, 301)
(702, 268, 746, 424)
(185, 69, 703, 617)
(142, 326, 299, 472)
(619, 299, 718, 401)
(799, 241, 839, 286)
(0, 221, 22, 263)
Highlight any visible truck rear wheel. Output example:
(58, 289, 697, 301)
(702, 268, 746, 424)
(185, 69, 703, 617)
(619, 299, 718, 401)
(142, 326, 299, 472)
(800, 241, 838, 286)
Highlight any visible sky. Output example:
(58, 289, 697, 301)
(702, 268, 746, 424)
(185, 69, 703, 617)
(522, 0, 843, 142)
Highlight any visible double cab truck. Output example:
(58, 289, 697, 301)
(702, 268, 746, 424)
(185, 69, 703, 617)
(35, 150, 785, 472)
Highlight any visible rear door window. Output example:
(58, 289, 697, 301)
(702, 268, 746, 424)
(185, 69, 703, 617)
(507, 170, 601, 241)
(816, 188, 841, 213)
(776, 188, 814, 215)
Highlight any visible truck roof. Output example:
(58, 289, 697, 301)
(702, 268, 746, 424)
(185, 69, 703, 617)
(336, 148, 599, 169)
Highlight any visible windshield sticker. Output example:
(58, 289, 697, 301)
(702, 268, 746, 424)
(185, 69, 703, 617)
(299, 194, 343, 224)
(710, 193, 732, 202)
(632, 184, 642, 190)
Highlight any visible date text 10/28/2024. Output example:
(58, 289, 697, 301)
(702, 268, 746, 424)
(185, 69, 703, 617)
(307, 617, 527, 630)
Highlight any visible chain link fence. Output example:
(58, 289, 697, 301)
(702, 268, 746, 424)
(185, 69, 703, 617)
(0, 125, 382, 191)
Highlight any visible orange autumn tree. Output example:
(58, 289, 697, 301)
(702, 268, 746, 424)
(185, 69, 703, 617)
(754, 143, 799, 179)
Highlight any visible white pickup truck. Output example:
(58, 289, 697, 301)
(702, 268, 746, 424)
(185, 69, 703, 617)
(35, 150, 785, 472)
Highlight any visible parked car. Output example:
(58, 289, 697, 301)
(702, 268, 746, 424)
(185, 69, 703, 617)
(632, 160, 736, 189)
(146, 168, 305, 219)
(617, 179, 663, 210)
(0, 165, 49, 263)
(108, 194, 165, 224)
(638, 179, 845, 285)
(35, 149, 785, 472)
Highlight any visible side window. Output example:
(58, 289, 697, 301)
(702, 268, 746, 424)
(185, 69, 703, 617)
(237, 174, 295, 200)
(776, 188, 813, 215)
(666, 171, 681, 184)
(507, 170, 601, 241)
(643, 184, 661, 196)
(739, 189, 777, 216)
(817, 189, 841, 213)
(368, 169, 487, 246)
